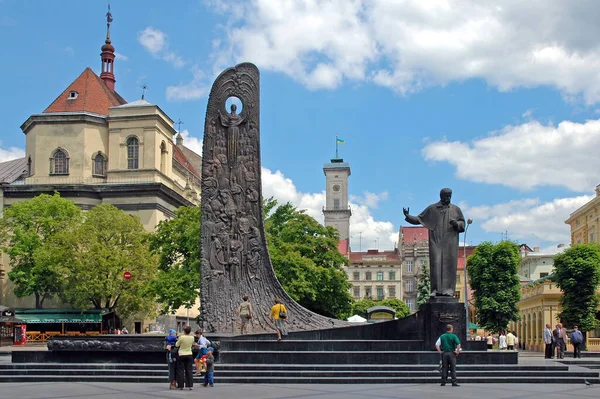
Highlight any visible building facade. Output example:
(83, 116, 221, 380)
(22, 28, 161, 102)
(565, 185, 600, 245)
(347, 249, 403, 303)
(398, 226, 429, 312)
(0, 12, 201, 332)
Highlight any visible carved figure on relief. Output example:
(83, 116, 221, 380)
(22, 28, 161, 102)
(219, 104, 245, 167)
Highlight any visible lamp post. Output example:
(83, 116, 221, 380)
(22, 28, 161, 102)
(464, 218, 473, 338)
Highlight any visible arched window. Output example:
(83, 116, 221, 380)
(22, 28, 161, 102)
(50, 148, 69, 175)
(93, 153, 107, 176)
(127, 137, 139, 169)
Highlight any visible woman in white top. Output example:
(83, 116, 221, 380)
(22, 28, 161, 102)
(498, 331, 507, 350)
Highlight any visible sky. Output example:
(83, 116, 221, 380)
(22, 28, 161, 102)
(1, 0, 600, 253)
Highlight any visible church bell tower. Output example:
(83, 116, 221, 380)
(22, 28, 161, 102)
(323, 157, 351, 242)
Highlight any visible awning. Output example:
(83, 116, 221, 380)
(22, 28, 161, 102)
(468, 322, 480, 329)
(16, 313, 102, 324)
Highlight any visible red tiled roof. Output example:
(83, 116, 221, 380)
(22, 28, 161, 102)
(44, 67, 126, 115)
(349, 250, 400, 262)
(400, 226, 429, 244)
(337, 239, 349, 256)
(172, 144, 200, 178)
(457, 246, 476, 270)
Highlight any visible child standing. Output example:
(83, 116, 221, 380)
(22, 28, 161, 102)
(203, 347, 215, 387)
(165, 329, 178, 389)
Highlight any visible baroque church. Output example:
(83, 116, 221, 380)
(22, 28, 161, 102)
(0, 10, 201, 332)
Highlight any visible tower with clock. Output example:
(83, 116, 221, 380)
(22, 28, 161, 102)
(323, 157, 352, 246)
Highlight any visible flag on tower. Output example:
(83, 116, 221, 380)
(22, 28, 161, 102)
(336, 137, 345, 144)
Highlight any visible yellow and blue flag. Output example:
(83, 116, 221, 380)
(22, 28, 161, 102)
(336, 137, 345, 144)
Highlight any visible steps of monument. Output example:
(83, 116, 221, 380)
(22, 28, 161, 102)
(0, 363, 596, 384)
(0, 363, 570, 371)
(0, 374, 597, 384)
(217, 350, 517, 365)
(219, 340, 425, 351)
(0, 368, 592, 378)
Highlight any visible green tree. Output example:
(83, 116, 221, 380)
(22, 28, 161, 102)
(417, 264, 431, 309)
(467, 241, 521, 333)
(264, 199, 353, 319)
(53, 204, 158, 319)
(148, 206, 201, 314)
(554, 244, 600, 336)
(379, 298, 411, 318)
(0, 193, 82, 308)
(352, 298, 375, 317)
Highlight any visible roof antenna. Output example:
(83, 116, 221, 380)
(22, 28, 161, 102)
(141, 84, 148, 100)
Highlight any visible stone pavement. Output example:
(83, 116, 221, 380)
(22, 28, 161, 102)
(2, 382, 600, 399)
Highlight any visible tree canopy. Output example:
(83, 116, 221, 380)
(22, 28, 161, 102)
(0, 193, 82, 308)
(59, 204, 157, 319)
(467, 241, 521, 333)
(148, 206, 201, 314)
(379, 298, 411, 318)
(554, 244, 600, 332)
(417, 264, 431, 309)
(264, 199, 353, 319)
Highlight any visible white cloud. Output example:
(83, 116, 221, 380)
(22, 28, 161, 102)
(138, 27, 166, 54)
(350, 191, 389, 209)
(261, 168, 397, 251)
(423, 118, 600, 192)
(137, 27, 185, 68)
(114, 52, 128, 61)
(166, 66, 209, 101)
(177, 129, 203, 155)
(209, 0, 600, 103)
(462, 195, 593, 243)
(0, 145, 25, 162)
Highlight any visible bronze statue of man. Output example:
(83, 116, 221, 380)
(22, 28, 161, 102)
(403, 188, 465, 298)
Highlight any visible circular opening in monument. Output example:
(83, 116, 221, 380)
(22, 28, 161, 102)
(225, 96, 243, 114)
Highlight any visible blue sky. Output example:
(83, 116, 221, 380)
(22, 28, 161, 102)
(2, 0, 600, 252)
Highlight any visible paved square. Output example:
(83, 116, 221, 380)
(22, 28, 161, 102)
(1, 382, 599, 399)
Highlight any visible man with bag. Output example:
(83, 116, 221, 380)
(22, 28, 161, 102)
(570, 326, 584, 359)
(270, 297, 288, 341)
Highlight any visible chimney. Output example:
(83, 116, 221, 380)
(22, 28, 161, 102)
(596, 184, 600, 197)
(533, 247, 540, 252)
(176, 133, 183, 146)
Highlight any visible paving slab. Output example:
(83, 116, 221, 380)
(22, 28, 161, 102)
(1, 382, 600, 399)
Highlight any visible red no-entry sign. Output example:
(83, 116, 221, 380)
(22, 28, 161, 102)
(124, 272, 132, 280)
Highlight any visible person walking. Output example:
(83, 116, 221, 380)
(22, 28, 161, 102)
(506, 331, 516, 350)
(498, 331, 507, 350)
(436, 324, 461, 387)
(570, 325, 583, 359)
(238, 295, 253, 335)
(486, 335, 493, 350)
(175, 325, 195, 390)
(543, 324, 554, 359)
(270, 298, 288, 341)
(554, 323, 567, 359)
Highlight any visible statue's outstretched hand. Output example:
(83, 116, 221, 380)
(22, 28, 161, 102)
(449, 219, 458, 229)
(403, 207, 410, 217)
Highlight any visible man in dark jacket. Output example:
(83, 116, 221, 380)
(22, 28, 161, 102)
(570, 326, 583, 359)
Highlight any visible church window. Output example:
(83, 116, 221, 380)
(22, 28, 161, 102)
(93, 153, 106, 176)
(50, 148, 69, 175)
(127, 137, 139, 169)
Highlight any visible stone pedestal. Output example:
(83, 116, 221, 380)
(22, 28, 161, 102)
(422, 298, 466, 350)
